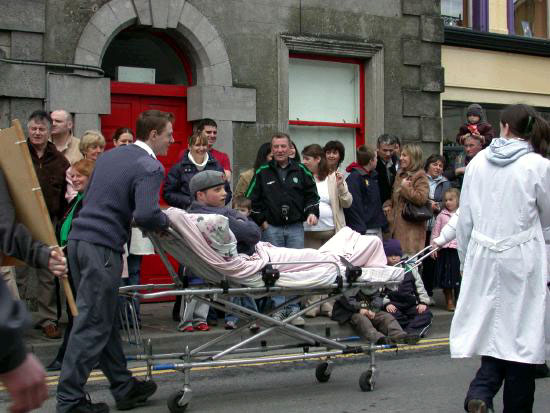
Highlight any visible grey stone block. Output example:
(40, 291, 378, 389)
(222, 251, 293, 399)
(9, 98, 43, 127)
(89, 2, 123, 38)
(74, 47, 101, 67)
(204, 37, 229, 66)
(400, 15, 420, 37)
(151, 0, 170, 29)
(421, 65, 444, 92)
(402, 38, 421, 66)
(0, 45, 9, 58)
(421, 117, 442, 142)
(421, 16, 444, 43)
(10, 32, 43, 60)
(132, 0, 152, 26)
(209, 61, 233, 86)
(0, 31, 10, 47)
(47, 73, 110, 114)
(168, 0, 187, 28)
(402, 66, 421, 89)
(402, 0, 440, 16)
(76, 23, 107, 58)
(188, 85, 256, 122)
(402, 90, 440, 117)
(0, 0, 46, 33)
(302, 0, 400, 17)
(397, 116, 421, 141)
(74, 113, 100, 138)
(108, 0, 138, 27)
(0, 98, 9, 129)
(0, 63, 45, 98)
(179, 2, 206, 39)
(214, 119, 233, 168)
(193, 15, 220, 49)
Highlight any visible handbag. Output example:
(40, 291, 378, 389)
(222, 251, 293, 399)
(402, 200, 433, 222)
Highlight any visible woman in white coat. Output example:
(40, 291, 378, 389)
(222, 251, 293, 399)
(453, 104, 550, 413)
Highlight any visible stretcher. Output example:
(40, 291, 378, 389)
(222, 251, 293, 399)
(119, 215, 437, 413)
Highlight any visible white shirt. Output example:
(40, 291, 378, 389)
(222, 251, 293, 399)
(133, 140, 157, 159)
(304, 179, 334, 232)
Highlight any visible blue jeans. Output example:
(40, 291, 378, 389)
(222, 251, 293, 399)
(225, 296, 259, 324)
(120, 254, 142, 323)
(262, 222, 304, 313)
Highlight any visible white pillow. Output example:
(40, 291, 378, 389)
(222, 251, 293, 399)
(186, 213, 238, 259)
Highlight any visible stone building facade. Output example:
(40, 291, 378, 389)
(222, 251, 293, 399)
(0, 0, 444, 175)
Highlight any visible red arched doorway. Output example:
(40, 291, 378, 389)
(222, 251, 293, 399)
(100, 29, 193, 297)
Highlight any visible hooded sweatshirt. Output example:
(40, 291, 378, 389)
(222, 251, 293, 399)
(343, 162, 388, 234)
(485, 137, 533, 166)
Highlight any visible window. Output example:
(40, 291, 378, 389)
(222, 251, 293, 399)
(509, 0, 548, 38)
(442, 0, 488, 31)
(288, 55, 365, 168)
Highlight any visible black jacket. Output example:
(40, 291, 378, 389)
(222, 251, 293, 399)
(0, 169, 49, 374)
(343, 164, 388, 234)
(163, 151, 232, 209)
(246, 159, 319, 227)
(187, 201, 261, 256)
(375, 156, 397, 204)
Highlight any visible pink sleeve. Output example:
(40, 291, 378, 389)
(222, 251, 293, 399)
(65, 167, 78, 203)
(431, 214, 443, 241)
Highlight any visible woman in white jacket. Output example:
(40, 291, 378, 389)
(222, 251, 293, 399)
(452, 104, 550, 413)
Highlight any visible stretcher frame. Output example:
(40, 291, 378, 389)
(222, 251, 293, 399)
(118, 228, 437, 413)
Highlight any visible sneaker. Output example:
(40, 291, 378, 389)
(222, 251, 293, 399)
(224, 320, 237, 330)
(272, 309, 287, 322)
(287, 307, 305, 326)
(249, 323, 260, 333)
(418, 322, 432, 338)
(178, 325, 194, 332)
(116, 378, 157, 410)
(402, 333, 421, 345)
(467, 399, 490, 413)
(195, 322, 210, 331)
(68, 395, 109, 413)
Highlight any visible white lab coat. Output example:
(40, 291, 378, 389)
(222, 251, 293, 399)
(451, 145, 550, 364)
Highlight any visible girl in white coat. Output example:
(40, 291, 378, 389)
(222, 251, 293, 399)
(452, 104, 550, 413)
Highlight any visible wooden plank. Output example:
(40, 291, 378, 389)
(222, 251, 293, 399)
(0, 119, 77, 315)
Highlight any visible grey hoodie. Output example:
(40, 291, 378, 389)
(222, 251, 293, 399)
(486, 137, 533, 166)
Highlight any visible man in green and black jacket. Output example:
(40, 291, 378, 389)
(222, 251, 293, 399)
(246, 133, 319, 325)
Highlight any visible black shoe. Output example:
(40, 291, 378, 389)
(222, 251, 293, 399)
(116, 379, 157, 410)
(402, 333, 421, 345)
(46, 359, 62, 372)
(535, 362, 550, 379)
(375, 336, 392, 345)
(466, 399, 489, 413)
(68, 396, 109, 413)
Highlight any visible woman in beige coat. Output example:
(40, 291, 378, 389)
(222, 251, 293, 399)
(301, 144, 353, 317)
(234, 142, 272, 198)
(383, 144, 429, 256)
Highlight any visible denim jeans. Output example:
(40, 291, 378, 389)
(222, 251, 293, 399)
(225, 296, 259, 324)
(262, 222, 304, 313)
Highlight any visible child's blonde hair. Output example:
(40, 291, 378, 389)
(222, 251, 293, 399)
(233, 195, 251, 210)
(443, 187, 460, 206)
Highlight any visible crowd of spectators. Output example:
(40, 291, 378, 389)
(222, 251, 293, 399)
(1, 101, 510, 412)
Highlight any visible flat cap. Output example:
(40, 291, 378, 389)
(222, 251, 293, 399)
(189, 170, 225, 196)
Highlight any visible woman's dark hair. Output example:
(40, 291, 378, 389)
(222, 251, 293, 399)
(253, 142, 272, 170)
(290, 140, 301, 163)
(500, 104, 550, 156)
(112, 127, 134, 142)
(302, 144, 329, 181)
(323, 140, 345, 168)
(424, 154, 446, 172)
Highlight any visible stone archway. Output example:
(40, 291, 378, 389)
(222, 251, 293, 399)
(49, 0, 255, 158)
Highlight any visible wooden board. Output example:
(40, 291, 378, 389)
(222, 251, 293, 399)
(0, 120, 57, 265)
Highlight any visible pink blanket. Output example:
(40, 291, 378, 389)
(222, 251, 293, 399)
(164, 208, 403, 288)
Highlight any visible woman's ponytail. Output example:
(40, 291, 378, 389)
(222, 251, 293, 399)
(500, 104, 550, 156)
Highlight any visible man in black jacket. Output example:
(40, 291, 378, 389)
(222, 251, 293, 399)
(0, 168, 67, 413)
(246, 133, 319, 324)
(375, 134, 398, 204)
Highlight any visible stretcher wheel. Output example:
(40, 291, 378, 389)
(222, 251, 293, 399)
(315, 362, 332, 383)
(359, 370, 375, 392)
(167, 389, 191, 412)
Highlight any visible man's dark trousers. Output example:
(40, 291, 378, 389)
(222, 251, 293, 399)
(57, 240, 133, 412)
(465, 355, 536, 413)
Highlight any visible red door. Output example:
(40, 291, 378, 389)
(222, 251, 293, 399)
(100, 82, 192, 299)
